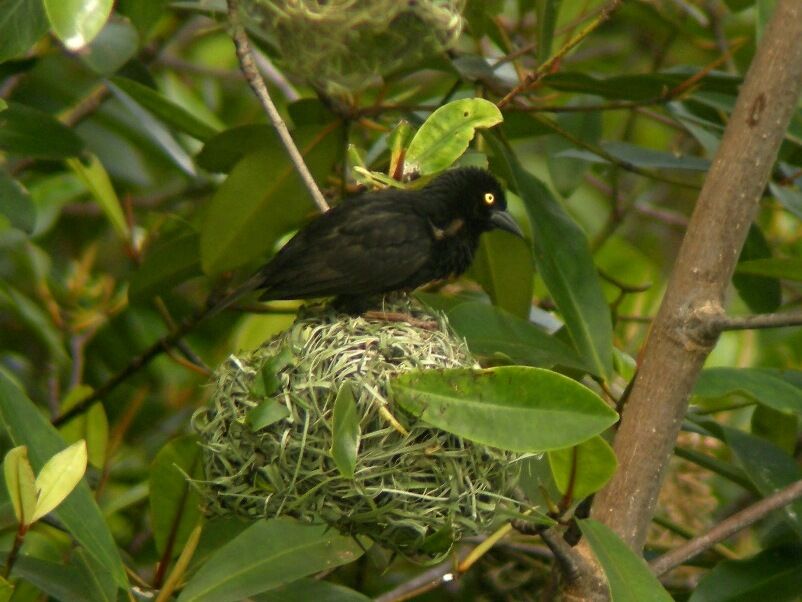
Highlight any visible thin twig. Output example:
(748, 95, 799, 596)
(374, 549, 469, 602)
(497, 0, 623, 108)
(650, 479, 802, 575)
(225, 0, 328, 212)
(712, 312, 802, 331)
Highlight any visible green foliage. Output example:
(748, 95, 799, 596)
(2, 0, 802, 599)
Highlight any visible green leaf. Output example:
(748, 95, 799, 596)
(0, 0, 48, 62)
(59, 385, 109, 469)
(252, 578, 370, 602)
(548, 436, 617, 501)
(177, 518, 365, 602)
(3, 446, 37, 525)
(0, 102, 84, 159)
(736, 258, 802, 281)
(446, 301, 589, 371)
(128, 221, 201, 302)
(734, 225, 781, 313)
(723, 426, 802, 539)
(391, 366, 617, 452)
(149, 435, 204, 559)
(388, 120, 414, 180)
(469, 231, 534, 319)
(578, 518, 673, 602)
(488, 135, 613, 379)
(0, 282, 68, 365)
(330, 384, 360, 479)
(559, 141, 709, 172)
(66, 154, 130, 242)
(117, 0, 169, 39)
(0, 374, 127, 587)
(111, 77, 219, 142)
(0, 170, 35, 233)
(546, 109, 602, 197)
(404, 98, 502, 177)
(694, 368, 802, 415)
(689, 545, 802, 602)
(31, 439, 88, 523)
(536, 0, 560, 59)
(80, 20, 138, 75)
(246, 400, 291, 431)
(751, 405, 797, 455)
(200, 124, 341, 274)
(44, 0, 113, 50)
(0, 577, 10, 602)
(14, 551, 117, 602)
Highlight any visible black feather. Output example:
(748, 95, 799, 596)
(214, 167, 522, 312)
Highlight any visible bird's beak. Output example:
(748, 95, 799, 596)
(490, 210, 525, 238)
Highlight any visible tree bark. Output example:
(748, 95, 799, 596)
(590, 0, 802, 551)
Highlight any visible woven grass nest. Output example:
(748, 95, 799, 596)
(193, 299, 525, 559)
(242, 0, 465, 96)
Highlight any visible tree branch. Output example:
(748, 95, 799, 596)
(650, 479, 802, 575)
(589, 0, 802, 551)
(225, 0, 329, 212)
(711, 312, 802, 332)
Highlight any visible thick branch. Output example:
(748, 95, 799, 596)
(590, 0, 802, 551)
(650, 479, 802, 575)
(225, 0, 329, 212)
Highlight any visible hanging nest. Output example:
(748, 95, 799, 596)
(192, 299, 526, 559)
(241, 0, 465, 97)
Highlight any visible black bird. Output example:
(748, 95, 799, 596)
(219, 167, 523, 311)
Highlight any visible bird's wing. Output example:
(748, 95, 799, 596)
(257, 198, 432, 299)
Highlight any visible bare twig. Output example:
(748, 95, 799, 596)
(497, 0, 623, 108)
(711, 312, 802, 332)
(225, 0, 328, 212)
(374, 549, 469, 602)
(650, 479, 802, 575)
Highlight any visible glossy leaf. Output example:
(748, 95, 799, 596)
(689, 545, 802, 602)
(469, 230, 534, 319)
(724, 426, 802, 539)
(694, 368, 802, 415)
(31, 439, 88, 523)
(578, 519, 673, 602)
(559, 141, 709, 172)
(246, 400, 291, 431)
(734, 225, 781, 313)
(111, 76, 219, 142)
(330, 383, 360, 479)
(446, 301, 589, 371)
(44, 0, 113, 50)
(547, 109, 602, 197)
(58, 386, 109, 469)
(252, 578, 370, 602)
(200, 124, 341, 275)
(489, 135, 613, 379)
(149, 435, 204, 559)
(391, 366, 617, 452)
(177, 518, 365, 602)
(3, 446, 36, 525)
(0, 102, 84, 159)
(736, 258, 802, 281)
(66, 154, 130, 242)
(548, 436, 617, 501)
(0, 170, 35, 233)
(404, 98, 502, 177)
(0, 373, 127, 586)
(0, 0, 48, 62)
(80, 20, 138, 75)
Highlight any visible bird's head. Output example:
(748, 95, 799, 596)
(425, 167, 524, 238)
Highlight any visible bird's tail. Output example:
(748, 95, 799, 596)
(203, 269, 265, 319)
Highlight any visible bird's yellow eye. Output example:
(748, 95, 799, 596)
(483, 192, 495, 205)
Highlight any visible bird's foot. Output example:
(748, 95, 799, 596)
(362, 310, 438, 331)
